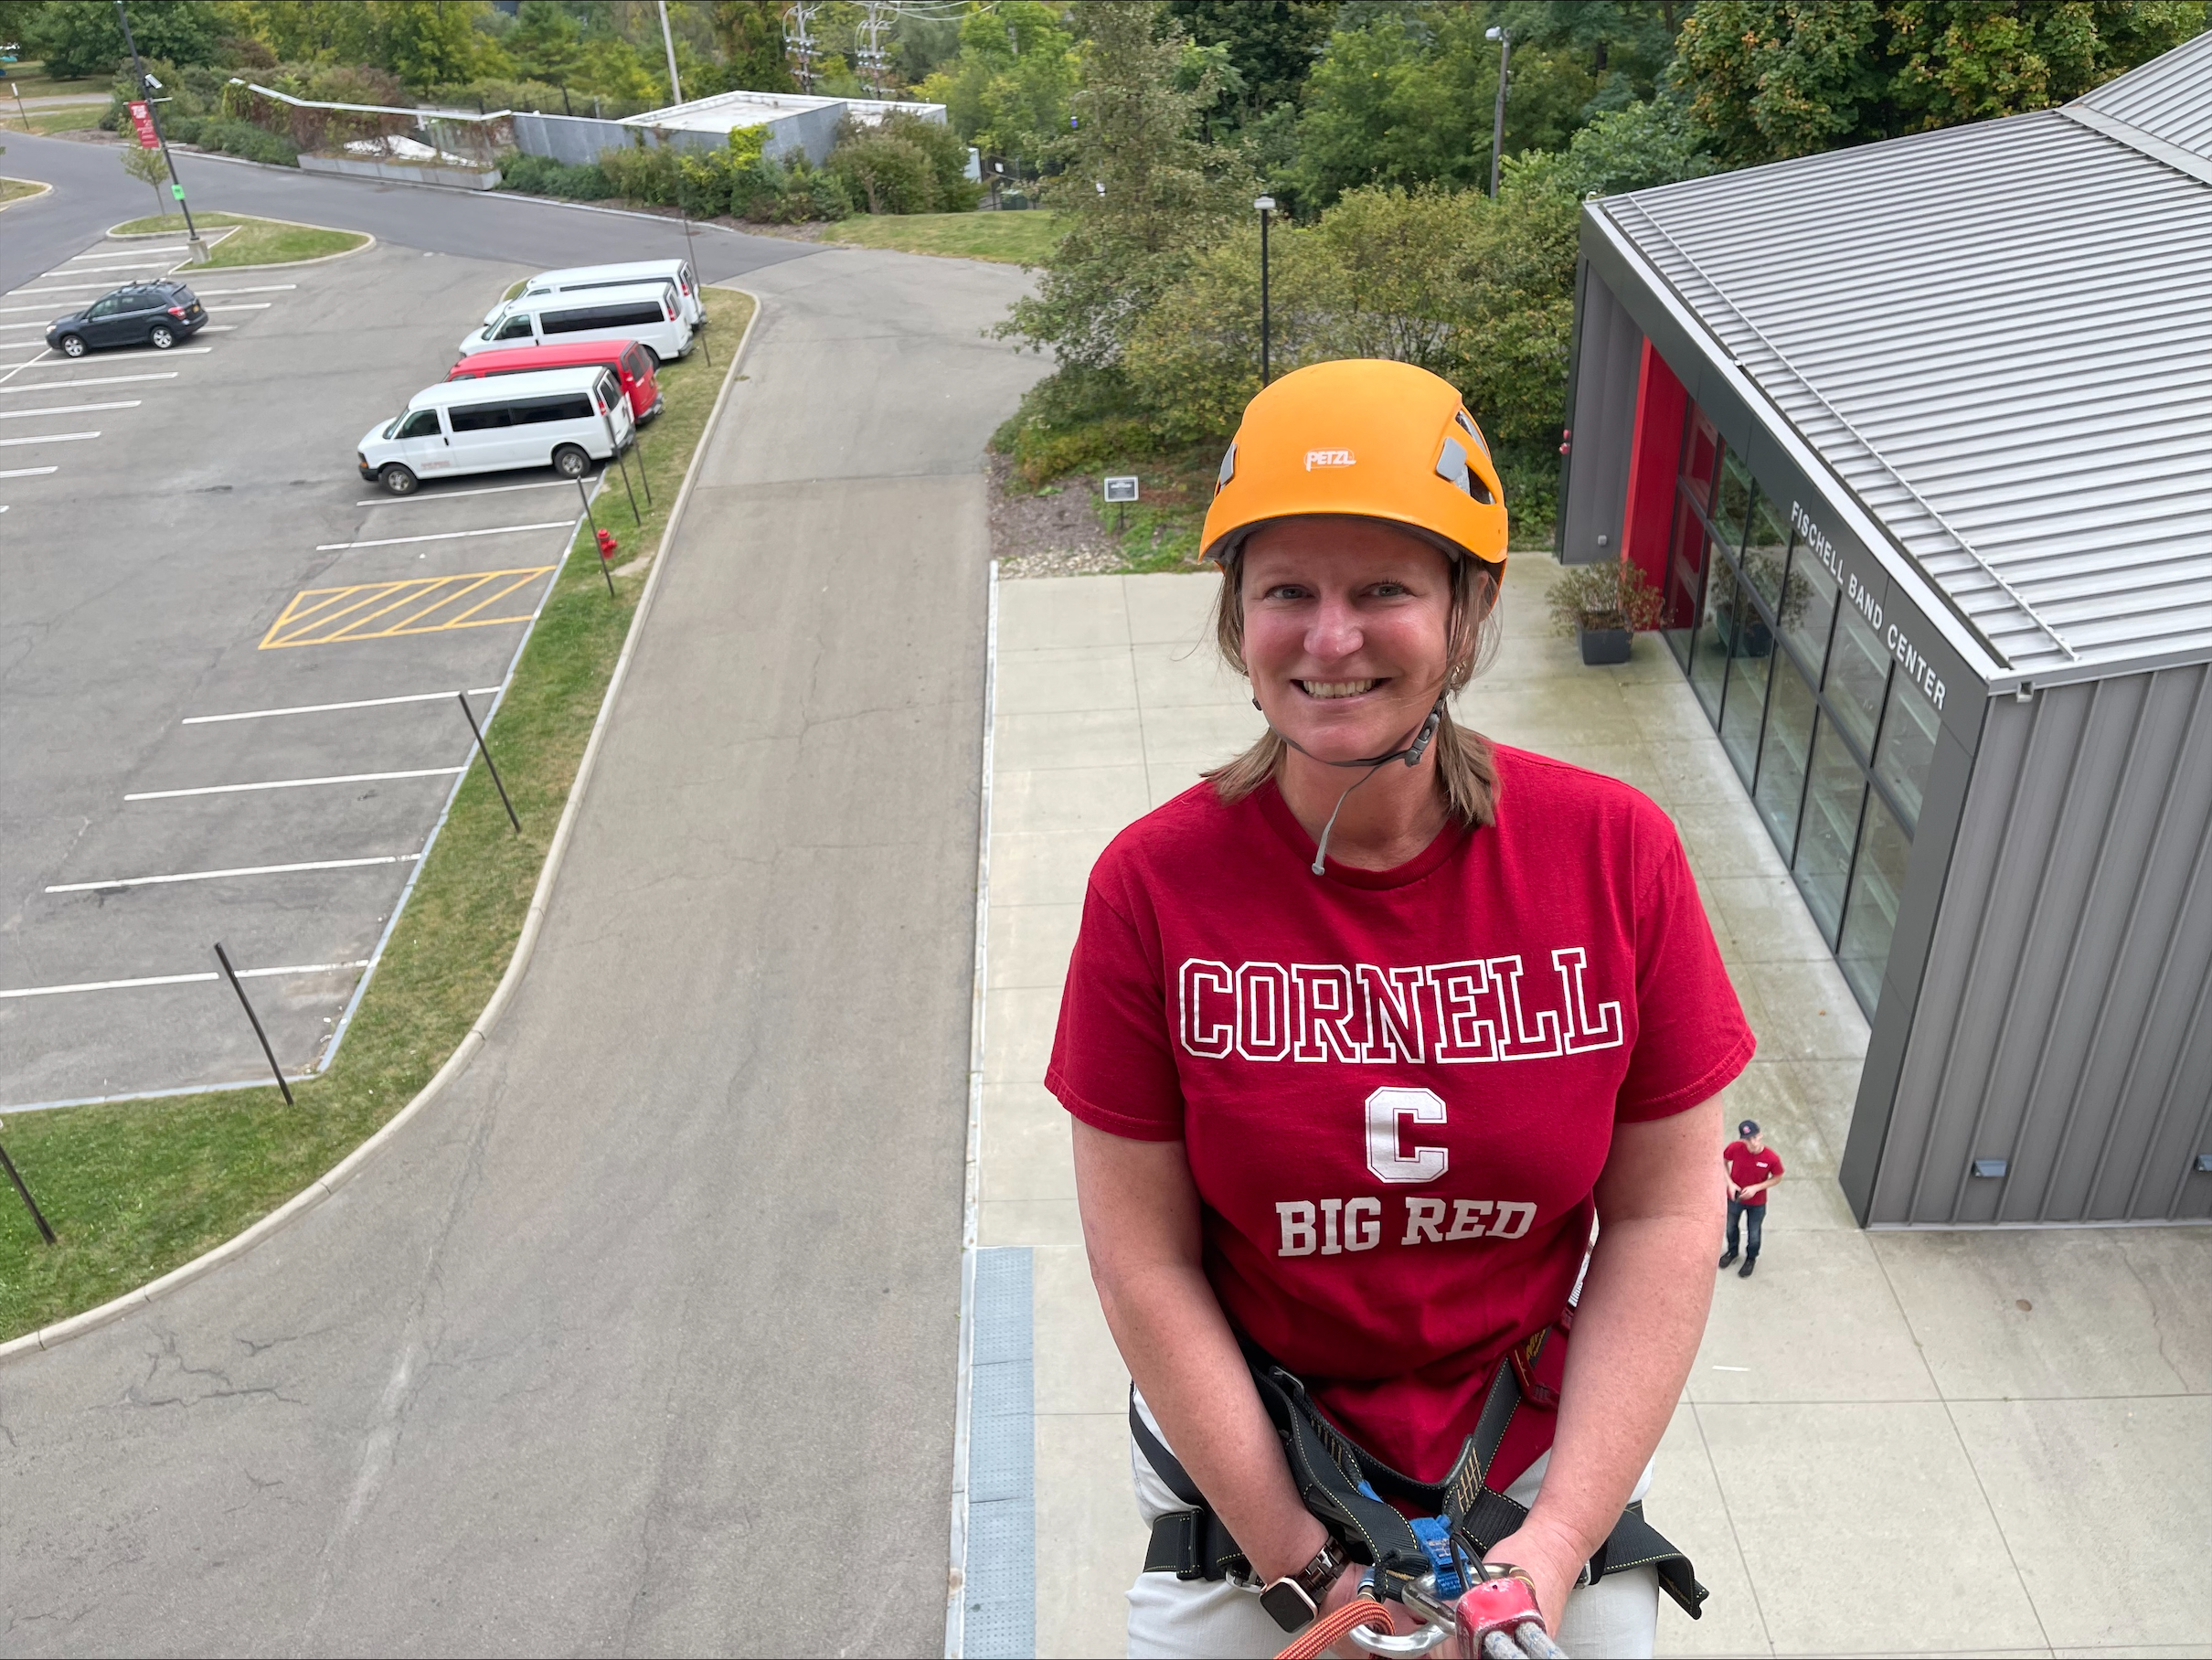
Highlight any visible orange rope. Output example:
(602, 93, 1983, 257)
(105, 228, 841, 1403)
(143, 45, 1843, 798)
(1275, 1596, 1395, 1660)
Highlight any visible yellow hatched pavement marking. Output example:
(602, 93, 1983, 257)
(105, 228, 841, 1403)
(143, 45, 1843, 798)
(260, 567, 558, 649)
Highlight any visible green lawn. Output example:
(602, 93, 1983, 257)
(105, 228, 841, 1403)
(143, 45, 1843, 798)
(0, 63, 105, 101)
(822, 208, 1064, 264)
(0, 176, 46, 208)
(12, 103, 101, 134)
(0, 288, 754, 1343)
(110, 211, 368, 268)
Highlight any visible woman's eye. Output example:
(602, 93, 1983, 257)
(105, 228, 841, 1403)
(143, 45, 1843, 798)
(1372, 582, 1409, 597)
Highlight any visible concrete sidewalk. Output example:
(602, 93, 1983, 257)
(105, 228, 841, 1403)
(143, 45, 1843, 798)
(981, 559, 2211, 1658)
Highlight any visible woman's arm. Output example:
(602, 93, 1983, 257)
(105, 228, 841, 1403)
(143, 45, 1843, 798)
(1071, 1119, 1333, 1584)
(1484, 1092, 1726, 1626)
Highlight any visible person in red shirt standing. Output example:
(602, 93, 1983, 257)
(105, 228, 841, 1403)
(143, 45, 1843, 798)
(1719, 1120, 1783, 1278)
(1050, 360, 1754, 1658)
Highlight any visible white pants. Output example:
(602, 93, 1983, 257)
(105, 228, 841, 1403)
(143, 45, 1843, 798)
(1125, 1393, 1660, 1660)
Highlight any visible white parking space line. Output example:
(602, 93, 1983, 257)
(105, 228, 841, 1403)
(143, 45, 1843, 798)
(0, 372, 178, 393)
(0, 321, 54, 332)
(207, 303, 271, 313)
(47, 854, 420, 894)
(201, 325, 237, 333)
(315, 520, 573, 552)
(59, 250, 189, 267)
(0, 961, 370, 1001)
(0, 431, 98, 447)
(355, 476, 585, 507)
(0, 465, 59, 479)
(184, 687, 505, 724)
(125, 766, 466, 801)
(0, 401, 139, 420)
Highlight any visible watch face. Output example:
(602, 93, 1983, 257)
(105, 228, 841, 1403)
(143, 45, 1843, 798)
(1260, 1579, 1317, 1633)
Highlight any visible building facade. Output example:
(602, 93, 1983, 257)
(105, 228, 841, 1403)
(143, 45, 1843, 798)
(1559, 35, 2212, 1225)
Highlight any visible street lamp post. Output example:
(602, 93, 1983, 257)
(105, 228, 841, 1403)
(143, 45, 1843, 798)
(115, 0, 205, 263)
(1485, 26, 1513, 199)
(1255, 195, 1275, 386)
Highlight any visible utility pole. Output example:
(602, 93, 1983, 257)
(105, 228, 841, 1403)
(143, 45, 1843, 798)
(1254, 195, 1274, 386)
(657, 0, 683, 106)
(115, 0, 205, 262)
(1485, 26, 1513, 199)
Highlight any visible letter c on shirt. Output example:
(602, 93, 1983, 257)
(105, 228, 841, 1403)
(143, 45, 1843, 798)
(1366, 1086, 1448, 1184)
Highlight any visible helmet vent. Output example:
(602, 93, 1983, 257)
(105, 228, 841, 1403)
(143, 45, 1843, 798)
(1215, 441, 1237, 495)
(1437, 437, 1495, 505)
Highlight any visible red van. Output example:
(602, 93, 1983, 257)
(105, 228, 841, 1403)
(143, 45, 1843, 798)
(445, 339, 662, 421)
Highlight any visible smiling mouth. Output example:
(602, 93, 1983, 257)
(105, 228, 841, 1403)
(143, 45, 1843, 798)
(1298, 678, 1382, 699)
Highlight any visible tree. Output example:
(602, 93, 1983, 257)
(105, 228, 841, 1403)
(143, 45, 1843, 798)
(1164, 0, 1337, 121)
(367, 0, 498, 90)
(506, 0, 585, 88)
(710, 0, 794, 91)
(1290, 7, 1601, 207)
(120, 136, 169, 217)
(920, 1, 1080, 176)
(1004, 0, 1255, 370)
(27, 0, 222, 80)
(1675, 0, 2206, 166)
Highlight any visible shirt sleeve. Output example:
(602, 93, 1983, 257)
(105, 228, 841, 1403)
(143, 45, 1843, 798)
(1767, 1152, 1785, 1180)
(1046, 878, 1186, 1142)
(1617, 818, 1756, 1122)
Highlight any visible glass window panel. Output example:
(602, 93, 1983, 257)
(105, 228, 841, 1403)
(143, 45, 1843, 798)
(1712, 446, 1754, 555)
(1781, 530, 1840, 678)
(1824, 604, 1891, 757)
(1794, 714, 1866, 945)
(1755, 655, 1819, 861)
(1680, 413, 1718, 512)
(1838, 791, 1912, 1016)
(1718, 580, 1772, 788)
(1874, 672, 1941, 831)
(1663, 490, 1707, 671)
(1687, 542, 1733, 725)
(1739, 490, 1790, 612)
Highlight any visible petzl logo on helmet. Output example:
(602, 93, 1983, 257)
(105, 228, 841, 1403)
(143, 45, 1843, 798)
(1305, 448, 1356, 470)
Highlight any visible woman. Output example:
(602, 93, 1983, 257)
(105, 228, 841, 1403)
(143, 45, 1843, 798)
(1047, 360, 1753, 1658)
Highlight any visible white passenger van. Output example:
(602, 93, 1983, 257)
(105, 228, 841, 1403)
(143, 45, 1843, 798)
(458, 282, 693, 364)
(484, 259, 706, 329)
(356, 367, 634, 496)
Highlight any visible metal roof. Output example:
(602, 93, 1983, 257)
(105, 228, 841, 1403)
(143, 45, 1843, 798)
(2077, 27, 2212, 160)
(1598, 46, 2212, 681)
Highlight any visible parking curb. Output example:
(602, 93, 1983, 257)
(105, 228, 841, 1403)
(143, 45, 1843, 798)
(0, 177, 55, 212)
(0, 288, 763, 1367)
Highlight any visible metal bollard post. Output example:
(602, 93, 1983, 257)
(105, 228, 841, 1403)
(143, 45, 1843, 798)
(214, 943, 294, 1104)
(456, 692, 521, 832)
(0, 1121, 58, 1245)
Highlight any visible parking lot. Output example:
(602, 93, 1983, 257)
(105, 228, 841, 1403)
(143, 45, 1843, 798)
(0, 230, 612, 1107)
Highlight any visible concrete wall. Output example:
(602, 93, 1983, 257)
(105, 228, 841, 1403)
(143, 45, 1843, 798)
(510, 104, 842, 169)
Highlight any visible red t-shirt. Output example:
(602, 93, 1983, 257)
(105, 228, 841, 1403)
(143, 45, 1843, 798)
(1724, 1141, 1783, 1205)
(1048, 749, 1754, 1486)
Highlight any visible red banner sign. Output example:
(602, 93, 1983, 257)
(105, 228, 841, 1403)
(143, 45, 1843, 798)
(126, 100, 158, 149)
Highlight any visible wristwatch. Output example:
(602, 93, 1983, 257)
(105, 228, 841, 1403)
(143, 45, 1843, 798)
(1259, 1537, 1350, 1633)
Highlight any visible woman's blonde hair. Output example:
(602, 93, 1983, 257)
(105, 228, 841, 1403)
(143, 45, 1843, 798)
(1202, 541, 1505, 829)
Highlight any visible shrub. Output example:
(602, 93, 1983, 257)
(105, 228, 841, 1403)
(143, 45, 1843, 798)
(1546, 559, 1664, 635)
(496, 152, 616, 200)
(826, 111, 981, 215)
(197, 116, 301, 165)
(596, 141, 682, 205)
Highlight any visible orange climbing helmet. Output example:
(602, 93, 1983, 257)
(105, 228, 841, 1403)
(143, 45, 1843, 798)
(1199, 358, 1508, 569)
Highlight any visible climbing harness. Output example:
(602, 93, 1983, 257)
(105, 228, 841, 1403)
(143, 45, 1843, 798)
(1135, 1325, 1706, 1658)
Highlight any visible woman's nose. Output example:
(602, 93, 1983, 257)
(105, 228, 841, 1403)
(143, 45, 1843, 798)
(1304, 595, 1362, 660)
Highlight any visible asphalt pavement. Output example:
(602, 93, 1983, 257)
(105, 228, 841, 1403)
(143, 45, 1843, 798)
(0, 141, 1046, 1655)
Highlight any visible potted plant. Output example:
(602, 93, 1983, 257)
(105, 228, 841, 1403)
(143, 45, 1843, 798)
(1547, 557, 1665, 665)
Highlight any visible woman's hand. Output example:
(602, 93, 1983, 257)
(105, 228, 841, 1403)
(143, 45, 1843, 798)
(1483, 1524, 1584, 1640)
(1314, 1563, 1409, 1659)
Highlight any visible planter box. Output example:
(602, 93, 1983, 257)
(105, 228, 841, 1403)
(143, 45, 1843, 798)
(1578, 625, 1633, 665)
(301, 154, 501, 190)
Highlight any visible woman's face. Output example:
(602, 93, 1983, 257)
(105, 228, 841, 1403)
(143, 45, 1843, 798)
(1239, 517, 1455, 765)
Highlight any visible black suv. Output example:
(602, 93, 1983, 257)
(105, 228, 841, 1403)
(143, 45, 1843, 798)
(47, 280, 207, 356)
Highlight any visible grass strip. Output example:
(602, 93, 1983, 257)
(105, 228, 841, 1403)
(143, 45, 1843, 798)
(821, 208, 1063, 264)
(0, 176, 46, 207)
(109, 211, 367, 267)
(12, 104, 101, 134)
(0, 286, 754, 1343)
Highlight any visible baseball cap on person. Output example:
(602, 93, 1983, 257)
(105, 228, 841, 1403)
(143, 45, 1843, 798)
(1739, 1120, 1760, 1137)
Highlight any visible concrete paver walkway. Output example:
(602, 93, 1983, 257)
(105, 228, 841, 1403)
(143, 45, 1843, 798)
(983, 559, 2211, 1658)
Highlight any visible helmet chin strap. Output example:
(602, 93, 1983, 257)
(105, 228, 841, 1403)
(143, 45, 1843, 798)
(1265, 697, 1447, 876)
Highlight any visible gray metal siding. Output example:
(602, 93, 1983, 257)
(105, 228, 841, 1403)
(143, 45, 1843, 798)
(1875, 667, 2212, 1222)
(1600, 111, 2212, 685)
(2078, 26, 2212, 154)
(1557, 264, 1643, 566)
